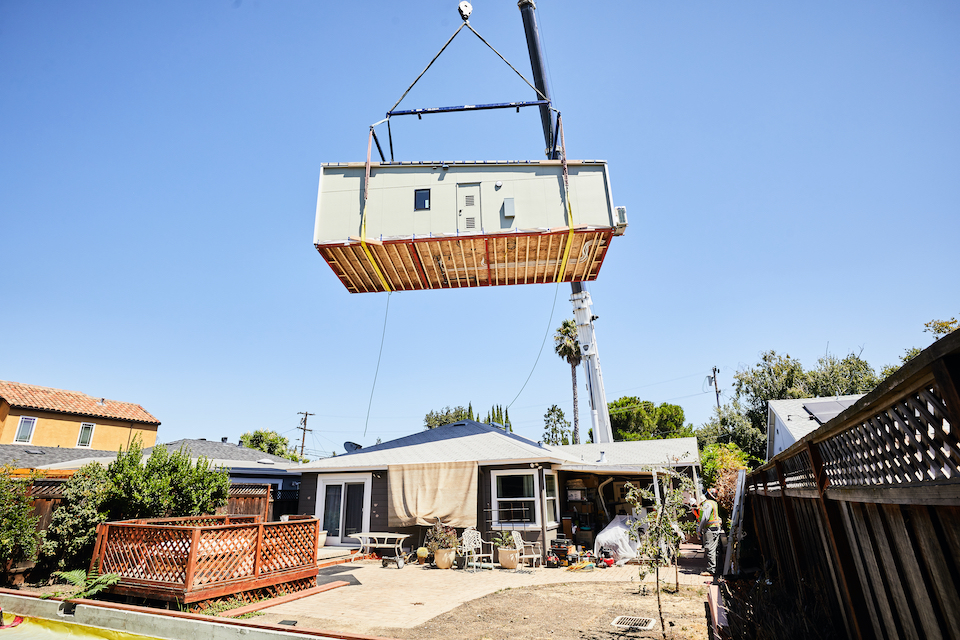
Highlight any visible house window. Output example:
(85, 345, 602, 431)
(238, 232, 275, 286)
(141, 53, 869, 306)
(414, 189, 430, 210)
(77, 422, 95, 447)
(544, 473, 559, 525)
(14, 416, 36, 443)
(491, 470, 557, 529)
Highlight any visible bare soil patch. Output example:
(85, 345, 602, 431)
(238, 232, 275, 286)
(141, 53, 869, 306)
(381, 582, 709, 640)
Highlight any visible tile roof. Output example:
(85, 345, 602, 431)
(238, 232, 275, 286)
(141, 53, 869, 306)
(0, 380, 159, 425)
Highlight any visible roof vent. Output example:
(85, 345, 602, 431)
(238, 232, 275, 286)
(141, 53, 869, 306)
(25, 449, 43, 455)
(257, 458, 275, 465)
(97, 398, 106, 406)
(199, 438, 206, 441)
(598, 451, 607, 464)
(221, 437, 228, 444)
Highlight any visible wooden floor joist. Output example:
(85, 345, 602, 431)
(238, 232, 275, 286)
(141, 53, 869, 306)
(316, 228, 614, 293)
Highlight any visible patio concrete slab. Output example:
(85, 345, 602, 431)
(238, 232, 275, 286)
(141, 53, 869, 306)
(256, 544, 711, 633)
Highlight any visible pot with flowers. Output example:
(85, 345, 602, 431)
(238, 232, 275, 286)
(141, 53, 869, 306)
(425, 519, 458, 569)
(493, 531, 519, 570)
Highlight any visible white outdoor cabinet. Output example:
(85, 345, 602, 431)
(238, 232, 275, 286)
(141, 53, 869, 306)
(314, 160, 627, 293)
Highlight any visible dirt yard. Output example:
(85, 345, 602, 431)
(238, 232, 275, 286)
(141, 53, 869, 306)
(382, 582, 709, 640)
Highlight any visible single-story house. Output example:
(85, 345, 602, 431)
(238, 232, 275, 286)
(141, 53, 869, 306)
(296, 420, 701, 551)
(766, 394, 864, 461)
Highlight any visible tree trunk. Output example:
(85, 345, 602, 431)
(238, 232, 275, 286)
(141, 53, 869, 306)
(656, 564, 666, 640)
(571, 362, 580, 444)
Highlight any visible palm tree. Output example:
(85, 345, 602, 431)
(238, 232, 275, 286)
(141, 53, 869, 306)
(554, 319, 582, 444)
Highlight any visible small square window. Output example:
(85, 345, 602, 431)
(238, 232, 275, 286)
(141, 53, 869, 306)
(414, 189, 430, 211)
(15, 417, 36, 443)
(77, 422, 95, 447)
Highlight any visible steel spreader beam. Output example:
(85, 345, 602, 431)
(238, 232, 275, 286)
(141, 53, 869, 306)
(387, 99, 549, 118)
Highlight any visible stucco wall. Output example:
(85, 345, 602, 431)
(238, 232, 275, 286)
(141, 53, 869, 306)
(0, 404, 158, 450)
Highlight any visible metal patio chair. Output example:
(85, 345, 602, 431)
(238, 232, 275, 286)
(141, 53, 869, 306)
(459, 527, 495, 571)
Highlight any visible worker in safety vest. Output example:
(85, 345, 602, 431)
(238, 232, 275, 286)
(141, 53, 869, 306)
(697, 487, 722, 577)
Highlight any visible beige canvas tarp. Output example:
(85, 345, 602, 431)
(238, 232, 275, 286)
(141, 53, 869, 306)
(387, 462, 478, 528)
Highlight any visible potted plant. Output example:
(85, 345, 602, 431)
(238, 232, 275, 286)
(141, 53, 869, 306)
(493, 531, 519, 570)
(416, 547, 429, 565)
(425, 520, 458, 569)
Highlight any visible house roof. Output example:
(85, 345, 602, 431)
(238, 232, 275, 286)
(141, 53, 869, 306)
(28, 438, 301, 473)
(552, 438, 701, 471)
(300, 420, 574, 471)
(768, 394, 864, 443)
(0, 380, 159, 425)
(299, 421, 701, 473)
(0, 443, 117, 468)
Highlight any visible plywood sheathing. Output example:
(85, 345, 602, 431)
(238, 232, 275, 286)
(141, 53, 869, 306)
(315, 229, 613, 293)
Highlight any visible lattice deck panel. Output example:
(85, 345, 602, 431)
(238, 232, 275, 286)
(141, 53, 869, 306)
(317, 228, 612, 293)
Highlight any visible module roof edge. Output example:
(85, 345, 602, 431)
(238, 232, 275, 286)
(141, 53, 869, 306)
(321, 159, 607, 168)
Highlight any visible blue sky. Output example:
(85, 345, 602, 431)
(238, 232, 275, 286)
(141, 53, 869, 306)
(2, 1, 957, 458)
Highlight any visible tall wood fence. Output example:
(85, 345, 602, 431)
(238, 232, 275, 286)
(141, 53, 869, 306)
(744, 331, 960, 640)
(30, 482, 272, 533)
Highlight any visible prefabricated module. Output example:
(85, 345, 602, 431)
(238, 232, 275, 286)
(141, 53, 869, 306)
(313, 159, 626, 293)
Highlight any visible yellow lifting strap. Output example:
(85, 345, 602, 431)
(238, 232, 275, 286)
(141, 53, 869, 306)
(360, 129, 392, 292)
(555, 113, 575, 283)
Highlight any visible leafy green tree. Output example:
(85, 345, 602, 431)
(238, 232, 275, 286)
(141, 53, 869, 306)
(925, 316, 958, 339)
(700, 442, 752, 489)
(608, 397, 694, 442)
(0, 465, 41, 573)
(542, 405, 571, 445)
(104, 437, 229, 521)
(484, 405, 513, 431)
(41, 463, 110, 571)
(881, 346, 923, 380)
(807, 351, 878, 398)
(696, 401, 766, 462)
(554, 319, 582, 444)
(733, 351, 809, 434)
(424, 406, 471, 429)
(240, 429, 307, 462)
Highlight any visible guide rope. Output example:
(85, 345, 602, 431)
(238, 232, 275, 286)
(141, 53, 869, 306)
(363, 291, 391, 437)
(361, 128, 392, 292)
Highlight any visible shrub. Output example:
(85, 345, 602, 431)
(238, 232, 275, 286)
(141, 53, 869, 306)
(41, 463, 109, 571)
(424, 520, 458, 552)
(0, 465, 41, 573)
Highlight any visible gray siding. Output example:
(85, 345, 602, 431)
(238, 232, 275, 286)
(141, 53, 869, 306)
(297, 472, 318, 516)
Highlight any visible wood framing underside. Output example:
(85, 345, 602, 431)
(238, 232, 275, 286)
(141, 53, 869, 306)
(316, 229, 614, 293)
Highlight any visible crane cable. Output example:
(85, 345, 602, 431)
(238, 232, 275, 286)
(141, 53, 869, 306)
(360, 128, 392, 292)
(554, 113, 575, 282)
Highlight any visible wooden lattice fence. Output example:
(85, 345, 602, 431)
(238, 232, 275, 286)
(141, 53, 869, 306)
(743, 331, 960, 640)
(91, 514, 320, 604)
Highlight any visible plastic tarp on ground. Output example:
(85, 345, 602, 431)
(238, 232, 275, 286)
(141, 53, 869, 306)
(593, 514, 646, 565)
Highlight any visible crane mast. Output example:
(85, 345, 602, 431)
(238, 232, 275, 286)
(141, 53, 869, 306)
(518, 0, 614, 444)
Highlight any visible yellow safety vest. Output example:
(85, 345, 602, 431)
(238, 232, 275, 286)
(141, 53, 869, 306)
(701, 499, 721, 528)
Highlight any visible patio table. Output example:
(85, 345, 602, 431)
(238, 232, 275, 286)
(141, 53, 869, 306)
(347, 532, 410, 568)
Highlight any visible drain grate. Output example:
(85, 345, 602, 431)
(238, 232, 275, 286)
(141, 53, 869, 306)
(611, 615, 656, 631)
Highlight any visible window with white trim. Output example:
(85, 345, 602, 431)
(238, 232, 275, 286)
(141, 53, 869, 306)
(14, 416, 36, 443)
(77, 422, 95, 447)
(491, 470, 558, 528)
(544, 473, 559, 525)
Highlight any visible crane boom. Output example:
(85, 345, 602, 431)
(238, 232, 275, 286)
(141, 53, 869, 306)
(518, 0, 614, 444)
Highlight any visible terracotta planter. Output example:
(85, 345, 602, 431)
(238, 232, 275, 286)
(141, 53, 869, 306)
(498, 548, 519, 570)
(433, 548, 455, 569)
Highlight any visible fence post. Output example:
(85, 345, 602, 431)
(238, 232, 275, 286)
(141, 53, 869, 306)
(253, 523, 264, 577)
(184, 528, 201, 591)
(774, 462, 805, 583)
(806, 442, 866, 640)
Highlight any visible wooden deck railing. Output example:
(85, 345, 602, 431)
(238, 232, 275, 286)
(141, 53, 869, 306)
(743, 330, 960, 640)
(91, 514, 320, 603)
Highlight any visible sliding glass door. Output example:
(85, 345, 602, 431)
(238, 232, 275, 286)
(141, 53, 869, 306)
(317, 474, 372, 545)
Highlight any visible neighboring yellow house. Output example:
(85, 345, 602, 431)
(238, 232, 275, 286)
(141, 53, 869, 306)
(0, 380, 160, 451)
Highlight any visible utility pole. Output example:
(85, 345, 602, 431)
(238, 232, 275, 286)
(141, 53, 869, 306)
(711, 366, 721, 410)
(519, 0, 614, 444)
(296, 412, 314, 457)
